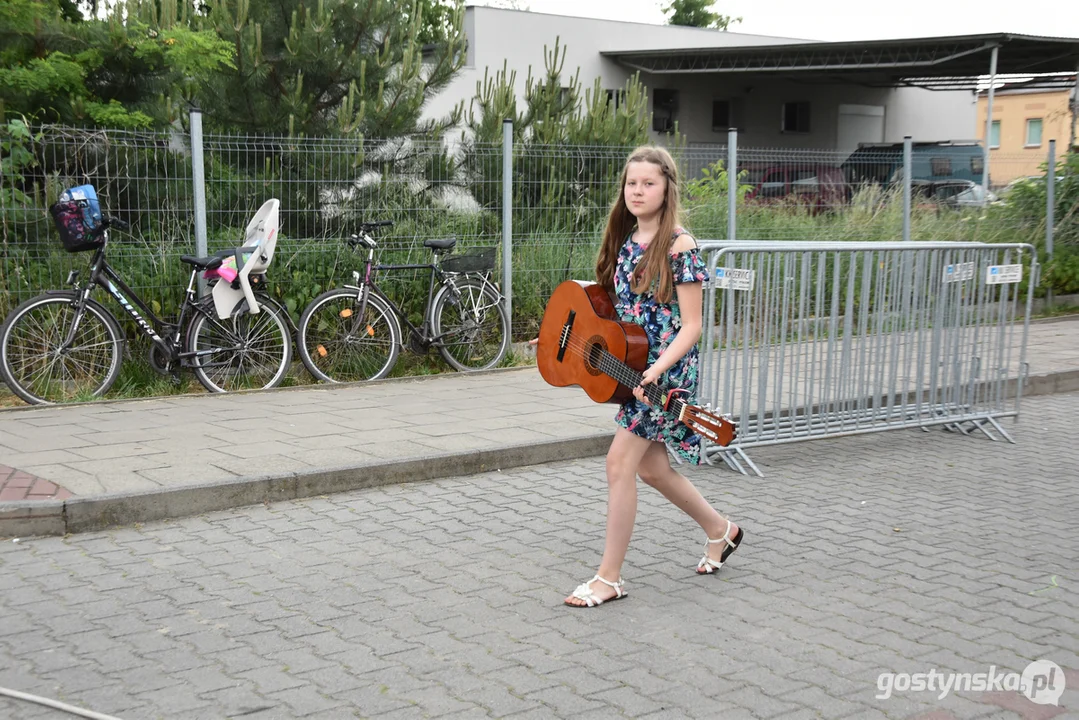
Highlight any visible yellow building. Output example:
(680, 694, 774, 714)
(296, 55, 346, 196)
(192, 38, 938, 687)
(977, 78, 1076, 186)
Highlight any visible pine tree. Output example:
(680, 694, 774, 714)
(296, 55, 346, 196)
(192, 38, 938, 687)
(198, 0, 467, 138)
(459, 37, 669, 315)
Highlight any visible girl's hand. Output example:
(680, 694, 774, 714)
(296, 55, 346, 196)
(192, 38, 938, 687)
(528, 337, 539, 346)
(633, 366, 663, 405)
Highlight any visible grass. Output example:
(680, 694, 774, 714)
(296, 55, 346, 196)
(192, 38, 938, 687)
(1033, 302, 1079, 319)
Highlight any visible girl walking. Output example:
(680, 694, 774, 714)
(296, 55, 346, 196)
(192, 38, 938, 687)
(564, 145, 744, 608)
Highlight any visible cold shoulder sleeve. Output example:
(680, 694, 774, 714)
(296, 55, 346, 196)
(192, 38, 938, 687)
(670, 248, 707, 285)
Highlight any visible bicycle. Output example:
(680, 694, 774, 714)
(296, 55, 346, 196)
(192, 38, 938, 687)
(296, 221, 510, 383)
(0, 192, 293, 405)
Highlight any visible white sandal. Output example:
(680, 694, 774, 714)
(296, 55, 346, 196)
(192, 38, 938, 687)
(696, 521, 744, 575)
(565, 574, 626, 608)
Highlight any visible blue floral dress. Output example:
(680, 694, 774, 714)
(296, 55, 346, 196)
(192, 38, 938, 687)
(613, 230, 708, 464)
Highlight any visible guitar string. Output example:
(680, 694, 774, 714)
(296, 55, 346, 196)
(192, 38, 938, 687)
(553, 333, 684, 414)
(551, 333, 732, 440)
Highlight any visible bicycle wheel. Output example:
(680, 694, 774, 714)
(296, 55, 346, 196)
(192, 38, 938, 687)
(0, 292, 124, 405)
(297, 289, 400, 383)
(431, 277, 510, 372)
(185, 301, 292, 393)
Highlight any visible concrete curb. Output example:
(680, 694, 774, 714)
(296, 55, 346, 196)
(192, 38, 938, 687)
(3, 369, 1077, 540)
(1, 434, 612, 539)
(1024, 368, 1079, 396)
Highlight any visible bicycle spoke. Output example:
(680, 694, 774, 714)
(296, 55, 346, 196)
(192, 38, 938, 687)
(2, 296, 120, 403)
(433, 280, 508, 372)
(189, 305, 289, 392)
(299, 290, 398, 383)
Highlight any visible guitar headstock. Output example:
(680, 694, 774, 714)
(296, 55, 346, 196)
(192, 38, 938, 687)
(682, 405, 737, 447)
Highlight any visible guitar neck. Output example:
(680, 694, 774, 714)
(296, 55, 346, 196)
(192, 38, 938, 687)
(595, 350, 688, 418)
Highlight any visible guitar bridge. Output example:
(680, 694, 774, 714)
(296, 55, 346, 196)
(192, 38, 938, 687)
(557, 310, 576, 363)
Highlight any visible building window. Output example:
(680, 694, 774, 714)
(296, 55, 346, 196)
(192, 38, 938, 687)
(989, 120, 1001, 149)
(653, 89, 678, 133)
(712, 100, 731, 131)
(1026, 118, 1043, 147)
(605, 89, 626, 109)
(971, 155, 984, 176)
(931, 157, 953, 176)
(781, 102, 810, 133)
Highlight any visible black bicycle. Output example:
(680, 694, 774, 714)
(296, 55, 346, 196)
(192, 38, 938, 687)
(0, 217, 293, 405)
(296, 221, 510, 383)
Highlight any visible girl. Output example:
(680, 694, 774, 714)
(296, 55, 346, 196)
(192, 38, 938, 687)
(564, 145, 744, 608)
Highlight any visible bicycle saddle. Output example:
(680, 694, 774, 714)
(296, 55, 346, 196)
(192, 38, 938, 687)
(424, 237, 457, 251)
(180, 254, 225, 271)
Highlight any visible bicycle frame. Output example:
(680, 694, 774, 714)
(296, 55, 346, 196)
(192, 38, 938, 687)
(346, 243, 498, 349)
(365, 259, 444, 342)
(61, 242, 242, 366)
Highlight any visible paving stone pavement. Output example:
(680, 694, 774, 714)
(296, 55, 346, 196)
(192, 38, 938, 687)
(3, 315, 1079, 540)
(1, 392, 1077, 720)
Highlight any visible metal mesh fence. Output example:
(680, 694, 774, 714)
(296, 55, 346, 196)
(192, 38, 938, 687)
(198, 134, 504, 324)
(1, 123, 1062, 347)
(0, 126, 195, 320)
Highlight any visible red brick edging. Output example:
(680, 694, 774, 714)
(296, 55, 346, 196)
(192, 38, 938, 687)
(0, 465, 72, 502)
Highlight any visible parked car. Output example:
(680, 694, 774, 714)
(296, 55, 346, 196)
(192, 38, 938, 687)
(743, 164, 851, 212)
(842, 140, 987, 187)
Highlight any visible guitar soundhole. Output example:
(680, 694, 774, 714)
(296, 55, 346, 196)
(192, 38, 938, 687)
(585, 336, 607, 377)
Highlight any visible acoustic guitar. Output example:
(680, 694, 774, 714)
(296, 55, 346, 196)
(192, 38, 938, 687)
(536, 280, 736, 447)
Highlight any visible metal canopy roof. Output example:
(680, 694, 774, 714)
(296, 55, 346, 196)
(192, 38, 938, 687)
(601, 33, 1079, 90)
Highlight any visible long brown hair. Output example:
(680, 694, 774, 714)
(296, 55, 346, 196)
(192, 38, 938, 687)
(595, 145, 684, 304)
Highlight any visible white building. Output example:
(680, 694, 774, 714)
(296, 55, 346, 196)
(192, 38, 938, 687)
(424, 6, 1003, 152)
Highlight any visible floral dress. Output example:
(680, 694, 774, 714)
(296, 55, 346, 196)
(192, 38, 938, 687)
(613, 231, 709, 464)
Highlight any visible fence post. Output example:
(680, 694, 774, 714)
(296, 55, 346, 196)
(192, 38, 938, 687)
(981, 45, 999, 197)
(501, 119, 513, 331)
(189, 107, 209, 296)
(1047, 138, 1056, 309)
(902, 135, 912, 242)
(727, 128, 737, 241)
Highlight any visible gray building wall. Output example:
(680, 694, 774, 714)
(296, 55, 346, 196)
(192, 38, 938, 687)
(425, 6, 804, 127)
(424, 6, 977, 153)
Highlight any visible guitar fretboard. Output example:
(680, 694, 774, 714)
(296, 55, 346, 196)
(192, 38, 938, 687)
(589, 346, 687, 418)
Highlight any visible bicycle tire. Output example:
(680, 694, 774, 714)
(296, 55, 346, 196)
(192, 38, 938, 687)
(430, 277, 510, 372)
(185, 300, 293, 393)
(0, 292, 124, 405)
(296, 288, 401, 383)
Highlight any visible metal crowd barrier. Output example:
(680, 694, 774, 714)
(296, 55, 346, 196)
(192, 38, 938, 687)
(695, 241, 1036, 476)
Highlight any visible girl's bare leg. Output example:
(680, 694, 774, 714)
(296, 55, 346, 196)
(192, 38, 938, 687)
(564, 428, 651, 607)
(636, 442, 738, 566)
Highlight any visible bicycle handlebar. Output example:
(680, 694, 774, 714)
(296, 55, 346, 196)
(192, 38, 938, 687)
(89, 216, 130, 239)
(347, 220, 392, 250)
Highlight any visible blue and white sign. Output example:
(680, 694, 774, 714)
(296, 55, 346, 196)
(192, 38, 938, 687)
(986, 264, 1023, 285)
(942, 262, 975, 283)
(715, 267, 755, 291)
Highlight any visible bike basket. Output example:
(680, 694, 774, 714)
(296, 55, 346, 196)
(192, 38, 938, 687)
(49, 185, 104, 253)
(441, 246, 496, 273)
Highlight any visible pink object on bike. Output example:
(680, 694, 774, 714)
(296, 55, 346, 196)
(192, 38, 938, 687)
(204, 257, 239, 283)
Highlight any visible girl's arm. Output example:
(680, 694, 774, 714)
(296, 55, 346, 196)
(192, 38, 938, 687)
(638, 232, 704, 386)
(647, 280, 703, 379)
